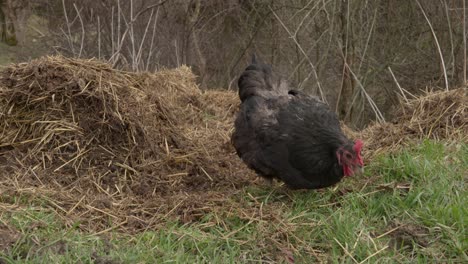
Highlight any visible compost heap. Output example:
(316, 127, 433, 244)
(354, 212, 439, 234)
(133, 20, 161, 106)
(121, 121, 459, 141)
(0, 56, 255, 231)
(0, 56, 466, 232)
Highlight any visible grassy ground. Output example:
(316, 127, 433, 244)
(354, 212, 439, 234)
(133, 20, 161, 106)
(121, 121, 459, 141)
(0, 140, 466, 263)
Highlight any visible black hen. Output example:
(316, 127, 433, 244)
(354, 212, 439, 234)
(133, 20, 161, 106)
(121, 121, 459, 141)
(232, 56, 364, 189)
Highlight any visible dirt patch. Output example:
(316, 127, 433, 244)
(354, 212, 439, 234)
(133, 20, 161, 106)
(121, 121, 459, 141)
(0, 56, 255, 232)
(382, 222, 430, 251)
(91, 252, 119, 264)
(0, 224, 20, 253)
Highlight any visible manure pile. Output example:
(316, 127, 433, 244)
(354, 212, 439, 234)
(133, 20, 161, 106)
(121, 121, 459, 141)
(0, 56, 466, 232)
(0, 56, 255, 231)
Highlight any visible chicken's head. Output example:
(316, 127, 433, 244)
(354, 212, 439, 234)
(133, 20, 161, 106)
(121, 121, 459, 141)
(336, 140, 364, 177)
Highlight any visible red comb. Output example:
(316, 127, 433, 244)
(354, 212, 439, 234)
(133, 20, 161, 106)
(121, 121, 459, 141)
(354, 140, 363, 152)
(354, 140, 364, 165)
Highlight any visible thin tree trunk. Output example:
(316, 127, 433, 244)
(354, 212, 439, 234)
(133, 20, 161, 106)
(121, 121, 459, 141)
(337, 0, 356, 124)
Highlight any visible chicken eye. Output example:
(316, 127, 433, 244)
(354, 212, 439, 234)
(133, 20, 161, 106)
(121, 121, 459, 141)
(345, 153, 353, 160)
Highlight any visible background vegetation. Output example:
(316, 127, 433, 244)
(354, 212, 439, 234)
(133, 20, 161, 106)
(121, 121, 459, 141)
(0, 1, 466, 263)
(1, 0, 467, 128)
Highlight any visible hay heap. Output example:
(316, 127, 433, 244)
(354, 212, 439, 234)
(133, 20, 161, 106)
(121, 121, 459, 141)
(360, 87, 467, 159)
(0, 56, 466, 232)
(0, 56, 254, 231)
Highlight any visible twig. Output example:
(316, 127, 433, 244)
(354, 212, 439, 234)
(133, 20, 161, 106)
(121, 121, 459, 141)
(66, 195, 86, 215)
(416, 0, 449, 91)
(269, 6, 326, 103)
(376, 225, 403, 239)
(293, 0, 323, 37)
(162, 199, 185, 219)
(130, 0, 136, 70)
(111, 6, 115, 61)
(357, 9, 378, 75)
(92, 220, 128, 236)
(388, 67, 408, 104)
(174, 39, 180, 67)
(61, 0, 74, 54)
(136, 9, 155, 71)
(97, 16, 101, 59)
(109, 0, 168, 66)
(334, 238, 359, 263)
(358, 246, 389, 264)
(146, 5, 161, 71)
(464, 0, 467, 84)
(200, 167, 214, 182)
(345, 63, 386, 123)
(54, 149, 91, 172)
(73, 3, 85, 58)
(222, 220, 254, 239)
(443, 0, 455, 78)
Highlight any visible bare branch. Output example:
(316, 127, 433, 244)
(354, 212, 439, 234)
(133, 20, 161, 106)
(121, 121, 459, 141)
(346, 63, 385, 123)
(388, 67, 408, 104)
(136, 9, 155, 71)
(416, 0, 449, 91)
(464, 0, 467, 84)
(146, 6, 161, 72)
(61, 0, 74, 55)
(269, 6, 326, 103)
(97, 16, 101, 60)
(73, 3, 85, 58)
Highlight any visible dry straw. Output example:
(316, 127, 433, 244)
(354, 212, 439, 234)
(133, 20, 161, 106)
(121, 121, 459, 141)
(0, 56, 466, 237)
(0, 56, 255, 232)
(360, 87, 467, 160)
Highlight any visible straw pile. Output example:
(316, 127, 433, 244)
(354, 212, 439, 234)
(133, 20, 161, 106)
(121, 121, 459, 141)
(0, 56, 255, 231)
(0, 56, 466, 233)
(360, 87, 467, 160)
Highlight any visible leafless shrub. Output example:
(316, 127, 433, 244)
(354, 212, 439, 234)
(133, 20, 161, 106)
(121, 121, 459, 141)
(34, 0, 467, 128)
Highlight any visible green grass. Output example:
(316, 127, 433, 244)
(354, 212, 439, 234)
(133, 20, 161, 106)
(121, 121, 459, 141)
(0, 140, 466, 263)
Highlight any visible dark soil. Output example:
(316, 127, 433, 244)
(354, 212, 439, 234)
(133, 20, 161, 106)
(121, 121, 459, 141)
(0, 224, 20, 253)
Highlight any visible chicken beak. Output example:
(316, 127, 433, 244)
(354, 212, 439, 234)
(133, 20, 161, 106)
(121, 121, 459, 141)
(355, 165, 364, 175)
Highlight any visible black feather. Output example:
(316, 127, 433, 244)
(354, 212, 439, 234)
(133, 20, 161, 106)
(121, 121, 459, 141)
(232, 58, 354, 189)
(237, 55, 290, 102)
